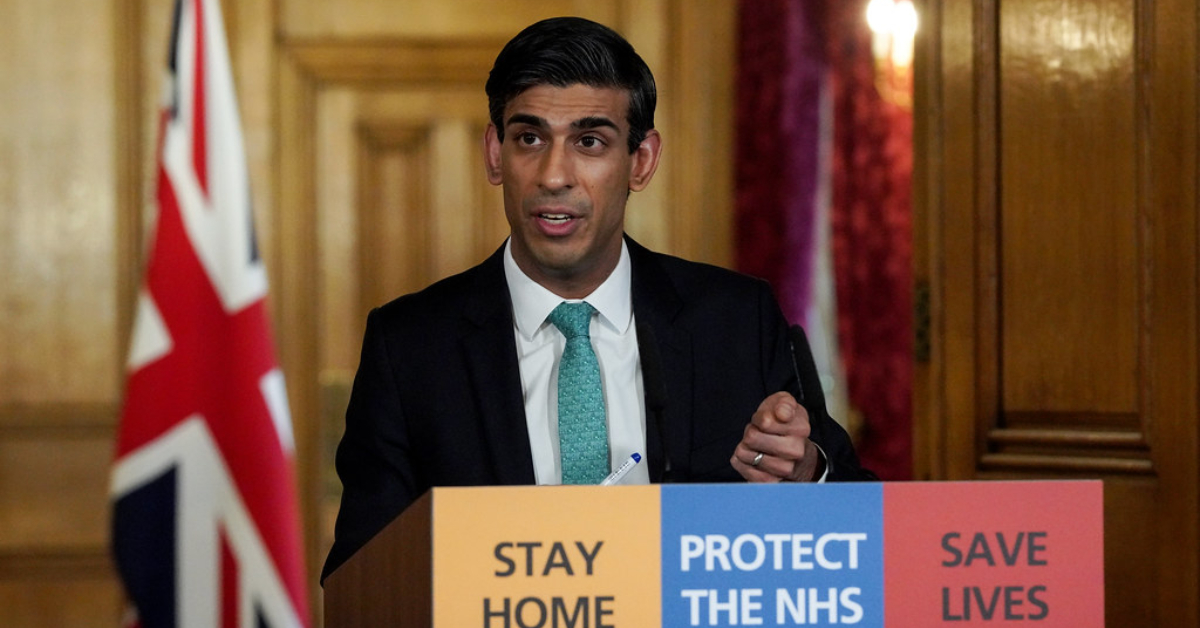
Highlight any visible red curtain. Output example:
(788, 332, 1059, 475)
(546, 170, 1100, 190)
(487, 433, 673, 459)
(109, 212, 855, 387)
(828, 0, 913, 480)
(735, 0, 913, 480)
(734, 0, 828, 319)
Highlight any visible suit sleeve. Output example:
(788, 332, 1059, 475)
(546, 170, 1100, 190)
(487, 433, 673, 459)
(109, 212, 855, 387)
(321, 308, 422, 583)
(757, 283, 877, 482)
(786, 323, 878, 481)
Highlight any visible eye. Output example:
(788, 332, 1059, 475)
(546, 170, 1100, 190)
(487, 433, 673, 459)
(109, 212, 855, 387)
(516, 132, 542, 146)
(578, 135, 605, 150)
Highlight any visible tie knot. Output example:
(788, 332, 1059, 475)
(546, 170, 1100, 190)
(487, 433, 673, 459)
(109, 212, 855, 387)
(548, 301, 595, 338)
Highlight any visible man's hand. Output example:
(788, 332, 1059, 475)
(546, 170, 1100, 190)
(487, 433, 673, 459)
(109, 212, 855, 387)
(731, 391, 821, 482)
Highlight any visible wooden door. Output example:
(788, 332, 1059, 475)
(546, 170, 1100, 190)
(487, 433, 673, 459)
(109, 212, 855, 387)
(913, 0, 1199, 625)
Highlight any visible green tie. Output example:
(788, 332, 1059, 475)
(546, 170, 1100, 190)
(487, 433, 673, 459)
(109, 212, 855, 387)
(548, 302, 610, 484)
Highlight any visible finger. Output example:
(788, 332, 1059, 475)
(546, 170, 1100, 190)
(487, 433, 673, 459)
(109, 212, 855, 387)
(784, 439, 821, 482)
(740, 426, 808, 462)
(732, 441, 794, 479)
(754, 390, 794, 413)
(757, 410, 813, 442)
(752, 394, 803, 435)
(732, 440, 757, 465)
(750, 391, 793, 427)
(732, 440, 778, 469)
(730, 452, 783, 483)
(773, 396, 798, 422)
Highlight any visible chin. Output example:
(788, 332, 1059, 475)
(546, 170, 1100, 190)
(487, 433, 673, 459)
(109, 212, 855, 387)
(527, 240, 585, 264)
(535, 254, 588, 277)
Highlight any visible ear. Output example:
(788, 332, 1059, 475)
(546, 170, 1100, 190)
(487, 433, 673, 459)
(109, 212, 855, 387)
(628, 129, 662, 192)
(484, 123, 503, 185)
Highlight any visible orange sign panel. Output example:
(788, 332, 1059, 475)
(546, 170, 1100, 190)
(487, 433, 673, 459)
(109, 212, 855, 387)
(432, 485, 661, 627)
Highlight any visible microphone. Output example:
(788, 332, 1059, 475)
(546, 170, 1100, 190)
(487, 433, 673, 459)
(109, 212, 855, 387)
(787, 325, 808, 404)
(789, 324, 838, 417)
(636, 322, 670, 481)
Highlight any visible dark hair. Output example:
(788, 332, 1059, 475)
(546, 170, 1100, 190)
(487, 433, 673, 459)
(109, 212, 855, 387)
(485, 17, 656, 153)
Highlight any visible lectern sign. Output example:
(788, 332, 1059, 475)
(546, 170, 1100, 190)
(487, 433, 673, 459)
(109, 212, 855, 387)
(415, 481, 1103, 627)
(883, 482, 1104, 627)
(661, 484, 884, 626)
(433, 486, 662, 627)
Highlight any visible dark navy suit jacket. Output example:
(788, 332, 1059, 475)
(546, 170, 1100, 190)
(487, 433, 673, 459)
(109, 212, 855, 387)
(321, 237, 872, 581)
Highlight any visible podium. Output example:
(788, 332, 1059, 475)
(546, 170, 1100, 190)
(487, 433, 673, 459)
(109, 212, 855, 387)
(324, 481, 1104, 627)
(324, 492, 434, 626)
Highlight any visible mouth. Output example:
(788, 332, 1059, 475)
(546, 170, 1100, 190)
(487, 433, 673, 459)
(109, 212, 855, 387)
(530, 207, 584, 237)
(538, 212, 575, 224)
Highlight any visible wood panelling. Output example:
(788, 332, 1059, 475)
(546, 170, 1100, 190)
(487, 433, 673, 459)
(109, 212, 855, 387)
(0, 0, 120, 405)
(274, 42, 325, 618)
(916, 0, 1199, 624)
(0, 433, 114, 550)
(0, 547, 118, 627)
(999, 0, 1139, 414)
(356, 123, 435, 327)
(0, 403, 118, 431)
(0, 0, 128, 625)
(280, 0, 603, 39)
(2, 0, 737, 624)
(284, 39, 505, 86)
(661, 0, 736, 266)
(1142, 0, 1199, 617)
(317, 89, 369, 376)
(0, 579, 121, 628)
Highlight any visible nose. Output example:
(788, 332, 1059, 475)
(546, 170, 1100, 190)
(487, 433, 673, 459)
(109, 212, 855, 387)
(538, 141, 575, 192)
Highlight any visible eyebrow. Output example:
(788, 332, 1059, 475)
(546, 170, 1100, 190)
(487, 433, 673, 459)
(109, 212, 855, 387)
(572, 116, 620, 132)
(504, 114, 620, 133)
(505, 113, 547, 129)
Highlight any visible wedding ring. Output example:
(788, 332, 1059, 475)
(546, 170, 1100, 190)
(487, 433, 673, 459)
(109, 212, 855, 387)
(751, 452, 764, 467)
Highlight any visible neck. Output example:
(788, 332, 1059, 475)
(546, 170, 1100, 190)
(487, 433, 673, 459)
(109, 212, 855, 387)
(510, 242, 622, 300)
(530, 270, 609, 300)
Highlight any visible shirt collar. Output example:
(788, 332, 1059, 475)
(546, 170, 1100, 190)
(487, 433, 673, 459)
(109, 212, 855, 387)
(504, 239, 633, 340)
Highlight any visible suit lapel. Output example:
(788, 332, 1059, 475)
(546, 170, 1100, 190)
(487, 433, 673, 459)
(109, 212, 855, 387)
(628, 238, 693, 483)
(459, 238, 696, 485)
(461, 247, 536, 485)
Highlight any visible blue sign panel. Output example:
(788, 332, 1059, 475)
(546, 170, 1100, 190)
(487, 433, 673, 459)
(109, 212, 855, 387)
(661, 483, 884, 627)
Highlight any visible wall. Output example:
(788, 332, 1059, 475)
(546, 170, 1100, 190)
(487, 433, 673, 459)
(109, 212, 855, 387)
(0, 1, 736, 625)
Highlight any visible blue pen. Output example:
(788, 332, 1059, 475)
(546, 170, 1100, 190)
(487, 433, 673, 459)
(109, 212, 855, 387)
(600, 453, 642, 486)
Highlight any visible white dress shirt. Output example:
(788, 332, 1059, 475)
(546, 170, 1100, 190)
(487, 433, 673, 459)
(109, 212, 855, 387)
(504, 240, 649, 486)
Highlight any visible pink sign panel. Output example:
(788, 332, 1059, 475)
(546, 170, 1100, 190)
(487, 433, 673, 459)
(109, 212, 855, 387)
(883, 481, 1104, 627)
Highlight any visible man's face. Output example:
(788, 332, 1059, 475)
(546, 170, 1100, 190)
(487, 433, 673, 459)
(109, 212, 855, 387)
(484, 84, 661, 298)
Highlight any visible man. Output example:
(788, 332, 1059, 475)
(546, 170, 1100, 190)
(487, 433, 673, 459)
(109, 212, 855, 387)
(322, 16, 872, 582)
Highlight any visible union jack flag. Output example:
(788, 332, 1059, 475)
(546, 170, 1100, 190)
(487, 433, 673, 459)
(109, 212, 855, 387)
(110, 0, 309, 626)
